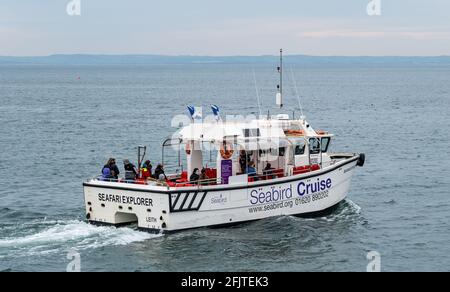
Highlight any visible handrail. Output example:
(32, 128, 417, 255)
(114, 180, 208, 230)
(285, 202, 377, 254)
(89, 157, 349, 188)
(184, 177, 224, 186)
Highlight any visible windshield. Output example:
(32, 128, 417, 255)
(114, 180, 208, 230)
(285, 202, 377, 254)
(309, 138, 321, 155)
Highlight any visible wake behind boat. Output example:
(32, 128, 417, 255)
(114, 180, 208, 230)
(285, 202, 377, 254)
(83, 50, 365, 233)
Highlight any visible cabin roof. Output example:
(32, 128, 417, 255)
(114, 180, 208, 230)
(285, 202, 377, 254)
(176, 118, 332, 144)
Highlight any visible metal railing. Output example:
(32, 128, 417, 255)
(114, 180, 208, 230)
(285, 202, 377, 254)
(90, 158, 348, 188)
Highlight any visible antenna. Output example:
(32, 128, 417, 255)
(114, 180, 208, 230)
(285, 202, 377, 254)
(289, 66, 304, 118)
(276, 49, 283, 108)
(252, 68, 262, 117)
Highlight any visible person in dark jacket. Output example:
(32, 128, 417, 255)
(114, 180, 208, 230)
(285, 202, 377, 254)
(111, 159, 120, 179)
(101, 158, 114, 181)
(102, 158, 119, 180)
(123, 159, 138, 181)
(153, 164, 167, 180)
(263, 163, 275, 179)
(199, 168, 210, 185)
(239, 150, 247, 174)
(190, 168, 200, 184)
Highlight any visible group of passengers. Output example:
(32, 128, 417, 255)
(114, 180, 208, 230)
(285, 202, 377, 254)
(189, 168, 210, 185)
(101, 158, 167, 181)
(239, 150, 276, 181)
(101, 157, 213, 185)
(101, 153, 276, 184)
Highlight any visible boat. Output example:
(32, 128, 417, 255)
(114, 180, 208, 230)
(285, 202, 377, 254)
(83, 50, 365, 233)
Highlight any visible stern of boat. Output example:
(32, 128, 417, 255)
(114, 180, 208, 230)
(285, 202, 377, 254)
(83, 180, 171, 233)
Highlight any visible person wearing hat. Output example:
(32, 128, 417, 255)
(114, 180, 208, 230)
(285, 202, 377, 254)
(123, 159, 138, 181)
(153, 164, 167, 180)
(140, 160, 152, 179)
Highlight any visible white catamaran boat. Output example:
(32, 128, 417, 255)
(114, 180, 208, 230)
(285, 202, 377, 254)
(83, 50, 365, 233)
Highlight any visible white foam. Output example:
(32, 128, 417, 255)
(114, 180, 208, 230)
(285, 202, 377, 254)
(345, 199, 362, 214)
(0, 220, 161, 257)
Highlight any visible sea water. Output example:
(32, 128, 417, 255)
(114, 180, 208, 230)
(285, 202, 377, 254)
(0, 62, 449, 271)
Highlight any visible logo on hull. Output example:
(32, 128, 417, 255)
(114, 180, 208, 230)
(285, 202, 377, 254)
(249, 178, 332, 205)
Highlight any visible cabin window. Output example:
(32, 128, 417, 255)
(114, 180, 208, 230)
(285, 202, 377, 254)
(321, 137, 330, 153)
(309, 138, 321, 155)
(269, 147, 285, 157)
(295, 141, 306, 155)
(259, 149, 268, 157)
(244, 128, 261, 138)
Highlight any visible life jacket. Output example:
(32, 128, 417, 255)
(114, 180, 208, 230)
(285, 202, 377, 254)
(140, 167, 150, 179)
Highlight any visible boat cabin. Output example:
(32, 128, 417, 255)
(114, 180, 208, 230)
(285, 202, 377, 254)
(157, 114, 334, 187)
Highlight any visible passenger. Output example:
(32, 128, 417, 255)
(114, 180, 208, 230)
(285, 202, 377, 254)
(101, 159, 114, 181)
(190, 168, 200, 184)
(123, 159, 138, 181)
(140, 160, 152, 179)
(106, 158, 120, 180)
(153, 164, 167, 180)
(199, 168, 210, 185)
(239, 150, 247, 173)
(263, 163, 275, 179)
(246, 161, 258, 181)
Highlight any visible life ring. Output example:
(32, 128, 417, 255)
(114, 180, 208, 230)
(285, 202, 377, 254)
(316, 130, 328, 135)
(220, 142, 234, 160)
(285, 129, 304, 136)
(185, 143, 191, 155)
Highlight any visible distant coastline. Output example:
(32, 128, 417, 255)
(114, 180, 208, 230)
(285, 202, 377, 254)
(1, 54, 449, 65)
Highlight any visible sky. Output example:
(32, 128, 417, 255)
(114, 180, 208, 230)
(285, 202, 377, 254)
(0, 0, 449, 56)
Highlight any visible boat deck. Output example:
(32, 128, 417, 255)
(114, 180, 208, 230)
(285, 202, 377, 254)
(89, 154, 356, 189)
(93, 163, 326, 188)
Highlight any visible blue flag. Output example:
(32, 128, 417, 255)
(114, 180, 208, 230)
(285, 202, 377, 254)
(211, 105, 220, 121)
(187, 106, 195, 118)
(187, 105, 202, 121)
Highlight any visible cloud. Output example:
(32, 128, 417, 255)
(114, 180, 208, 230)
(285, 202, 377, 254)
(1, 15, 450, 56)
(131, 17, 450, 56)
(297, 30, 450, 40)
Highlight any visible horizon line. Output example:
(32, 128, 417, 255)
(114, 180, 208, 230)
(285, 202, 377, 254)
(1, 53, 450, 58)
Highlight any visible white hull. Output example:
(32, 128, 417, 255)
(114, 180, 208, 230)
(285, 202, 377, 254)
(83, 155, 360, 232)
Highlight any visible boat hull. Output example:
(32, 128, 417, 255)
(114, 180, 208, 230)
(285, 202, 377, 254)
(83, 155, 360, 232)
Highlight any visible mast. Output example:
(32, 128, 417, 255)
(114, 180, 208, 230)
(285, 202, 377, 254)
(276, 48, 283, 108)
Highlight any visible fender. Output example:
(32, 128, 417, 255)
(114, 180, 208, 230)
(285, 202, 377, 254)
(357, 153, 365, 167)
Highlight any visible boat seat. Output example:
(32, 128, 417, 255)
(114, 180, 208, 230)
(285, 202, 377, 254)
(205, 168, 217, 179)
(166, 181, 177, 187)
(135, 178, 146, 185)
(311, 164, 321, 171)
(293, 169, 309, 175)
(273, 169, 284, 178)
(293, 165, 312, 175)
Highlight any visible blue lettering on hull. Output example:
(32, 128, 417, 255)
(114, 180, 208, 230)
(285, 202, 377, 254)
(297, 178, 332, 196)
(250, 185, 293, 205)
(249, 178, 333, 205)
